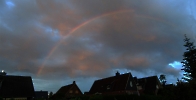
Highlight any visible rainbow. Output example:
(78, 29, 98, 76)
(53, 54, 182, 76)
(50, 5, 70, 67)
(37, 9, 175, 75)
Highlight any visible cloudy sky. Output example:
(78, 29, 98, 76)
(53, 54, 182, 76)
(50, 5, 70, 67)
(1, 0, 196, 93)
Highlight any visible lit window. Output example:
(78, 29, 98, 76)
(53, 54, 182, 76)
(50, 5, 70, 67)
(69, 90, 73, 93)
(75, 90, 79, 94)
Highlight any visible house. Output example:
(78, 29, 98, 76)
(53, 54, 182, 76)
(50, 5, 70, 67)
(87, 72, 139, 95)
(0, 75, 35, 100)
(136, 76, 162, 95)
(34, 91, 48, 100)
(51, 81, 83, 99)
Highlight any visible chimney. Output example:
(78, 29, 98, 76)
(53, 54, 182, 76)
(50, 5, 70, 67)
(73, 81, 76, 84)
(116, 71, 120, 76)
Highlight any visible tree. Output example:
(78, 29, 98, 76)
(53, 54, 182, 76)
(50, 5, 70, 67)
(159, 74, 167, 86)
(48, 91, 53, 99)
(0, 70, 6, 76)
(181, 34, 196, 81)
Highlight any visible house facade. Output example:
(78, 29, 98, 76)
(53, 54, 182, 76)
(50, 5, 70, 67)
(136, 76, 162, 95)
(87, 72, 139, 95)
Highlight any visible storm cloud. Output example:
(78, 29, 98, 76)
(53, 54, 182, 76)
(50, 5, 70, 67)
(0, 0, 196, 92)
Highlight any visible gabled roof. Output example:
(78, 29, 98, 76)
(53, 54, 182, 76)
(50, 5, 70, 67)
(56, 84, 74, 94)
(56, 81, 82, 95)
(0, 75, 35, 98)
(89, 72, 137, 94)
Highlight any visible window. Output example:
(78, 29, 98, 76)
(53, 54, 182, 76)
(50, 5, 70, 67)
(137, 86, 142, 90)
(107, 85, 111, 90)
(130, 81, 133, 87)
(156, 85, 159, 89)
(75, 90, 79, 94)
(69, 90, 73, 93)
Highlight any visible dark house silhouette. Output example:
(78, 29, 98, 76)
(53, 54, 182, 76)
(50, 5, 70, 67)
(87, 72, 139, 95)
(52, 81, 83, 99)
(0, 75, 35, 100)
(136, 76, 162, 95)
(34, 90, 48, 100)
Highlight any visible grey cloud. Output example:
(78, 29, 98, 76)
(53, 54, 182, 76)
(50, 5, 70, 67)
(0, 0, 195, 92)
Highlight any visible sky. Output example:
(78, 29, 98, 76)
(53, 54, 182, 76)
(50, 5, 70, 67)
(1, 0, 196, 93)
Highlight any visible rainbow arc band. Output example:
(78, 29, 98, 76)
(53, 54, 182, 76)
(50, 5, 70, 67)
(37, 9, 175, 75)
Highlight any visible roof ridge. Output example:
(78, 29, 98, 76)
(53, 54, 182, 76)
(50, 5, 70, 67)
(62, 83, 73, 87)
(95, 73, 130, 81)
(0, 75, 31, 77)
(138, 75, 157, 79)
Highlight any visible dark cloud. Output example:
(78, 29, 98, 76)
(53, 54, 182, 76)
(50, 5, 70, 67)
(0, 0, 196, 92)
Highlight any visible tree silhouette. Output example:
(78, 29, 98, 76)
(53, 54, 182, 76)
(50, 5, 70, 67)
(48, 91, 53, 99)
(159, 74, 166, 86)
(0, 70, 6, 76)
(181, 34, 196, 81)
